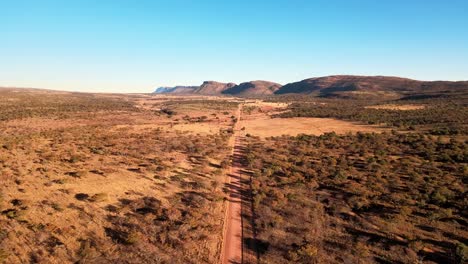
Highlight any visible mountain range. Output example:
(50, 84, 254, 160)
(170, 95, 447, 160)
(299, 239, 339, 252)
(153, 75, 468, 98)
(153, 85, 199, 94)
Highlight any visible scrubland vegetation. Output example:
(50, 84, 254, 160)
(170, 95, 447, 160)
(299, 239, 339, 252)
(0, 88, 466, 264)
(0, 89, 136, 121)
(278, 99, 468, 135)
(245, 131, 467, 263)
(276, 98, 467, 135)
(243, 95, 467, 263)
(0, 90, 237, 263)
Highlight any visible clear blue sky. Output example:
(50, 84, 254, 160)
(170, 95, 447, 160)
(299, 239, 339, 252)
(1, 0, 468, 93)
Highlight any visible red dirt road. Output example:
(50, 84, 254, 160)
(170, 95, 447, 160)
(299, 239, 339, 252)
(221, 105, 245, 264)
(222, 135, 244, 264)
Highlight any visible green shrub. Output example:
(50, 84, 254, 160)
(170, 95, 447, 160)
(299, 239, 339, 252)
(456, 243, 468, 264)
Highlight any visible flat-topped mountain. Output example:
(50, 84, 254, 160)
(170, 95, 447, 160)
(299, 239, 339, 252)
(152, 80, 281, 96)
(223, 81, 282, 96)
(194, 81, 236, 95)
(153, 86, 198, 94)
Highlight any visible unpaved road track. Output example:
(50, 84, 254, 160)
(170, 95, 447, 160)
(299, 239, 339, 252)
(221, 104, 257, 264)
(222, 136, 244, 264)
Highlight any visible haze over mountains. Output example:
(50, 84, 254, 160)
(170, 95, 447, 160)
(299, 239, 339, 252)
(154, 75, 468, 98)
(153, 85, 199, 94)
(154, 80, 281, 96)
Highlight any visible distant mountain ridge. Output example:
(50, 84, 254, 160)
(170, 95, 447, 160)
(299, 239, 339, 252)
(153, 80, 281, 96)
(153, 75, 468, 97)
(195, 81, 236, 95)
(153, 86, 198, 94)
(223, 81, 281, 96)
(275, 75, 468, 95)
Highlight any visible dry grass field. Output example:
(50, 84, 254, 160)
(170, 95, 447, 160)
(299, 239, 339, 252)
(241, 103, 384, 138)
(366, 104, 426, 110)
(242, 116, 384, 138)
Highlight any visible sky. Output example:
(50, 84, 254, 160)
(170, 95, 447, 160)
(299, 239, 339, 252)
(1, 0, 468, 93)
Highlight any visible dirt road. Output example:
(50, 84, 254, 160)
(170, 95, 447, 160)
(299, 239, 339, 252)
(221, 104, 256, 264)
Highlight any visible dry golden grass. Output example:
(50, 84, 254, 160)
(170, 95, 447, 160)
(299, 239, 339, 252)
(171, 122, 225, 134)
(244, 100, 289, 108)
(241, 112, 385, 138)
(365, 104, 425, 110)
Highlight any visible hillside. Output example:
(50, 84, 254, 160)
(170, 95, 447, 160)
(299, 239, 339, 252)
(275, 75, 468, 98)
(223, 81, 282, 96)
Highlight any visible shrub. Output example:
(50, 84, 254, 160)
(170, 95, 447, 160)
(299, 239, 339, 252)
(89, 193, 108, 202)
(51, 203, 64, 212)
(456, 243, 468, 264)
(75, 193, 90, 201)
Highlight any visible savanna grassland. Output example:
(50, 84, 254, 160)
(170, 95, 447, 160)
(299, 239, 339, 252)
(242, 96, 468, 264)
(0, 88, 466, 264)
(0, 89, 238, 263)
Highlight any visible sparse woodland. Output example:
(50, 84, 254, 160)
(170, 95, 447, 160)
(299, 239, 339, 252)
(245, 132, 467, 263)
(276, 98, 468, 135)
(0, 89, 137, 121)
(0, 89, 466, 264)
(0, 90, 236, 263)
(238, 95, 466, 263)
(245, 95, 468, 264)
